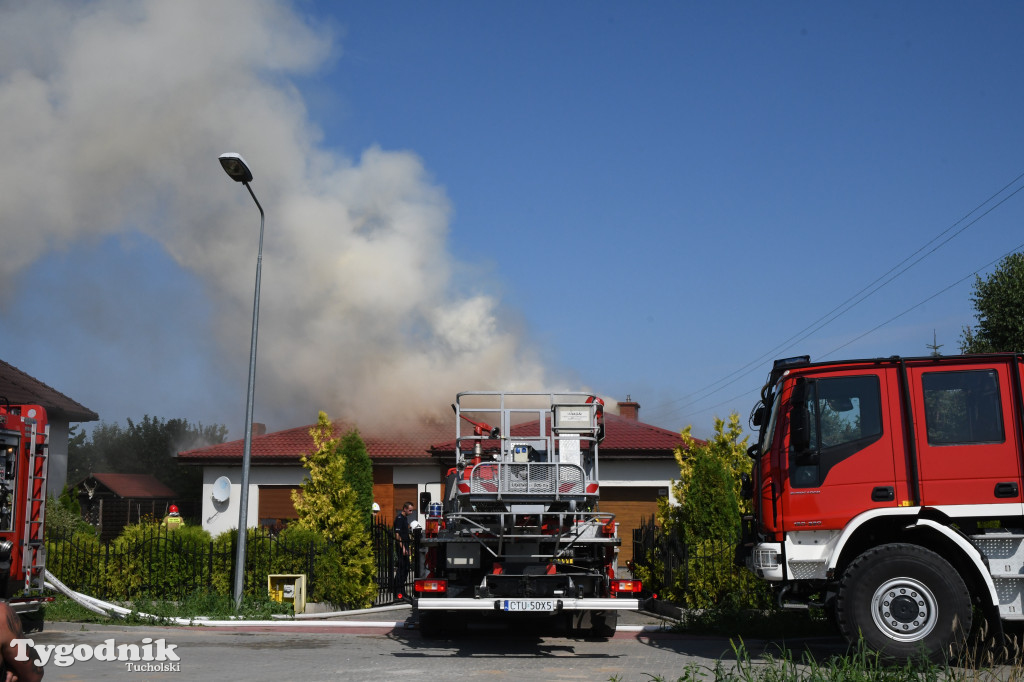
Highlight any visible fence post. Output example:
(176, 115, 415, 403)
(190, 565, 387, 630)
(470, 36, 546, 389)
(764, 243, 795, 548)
(102, 541, 110, 600)
(306, 540, 316, 600)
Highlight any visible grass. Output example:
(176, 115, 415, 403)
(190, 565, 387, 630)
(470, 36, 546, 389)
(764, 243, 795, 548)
(42, 592, 294, 625)
(671, 604, 834, 639)
(636, 604, 1024, 681)
(630, 638, 1024, 681)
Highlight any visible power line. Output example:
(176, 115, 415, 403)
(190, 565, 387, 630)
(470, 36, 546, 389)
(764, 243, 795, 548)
(663, 240, 1024, 429)
(644, 171, 1024, 425)
(819, 240, 1024, 360)
(655, 241, 1024, 428)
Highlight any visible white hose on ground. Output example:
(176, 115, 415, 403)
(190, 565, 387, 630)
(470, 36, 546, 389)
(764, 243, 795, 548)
(43, 570, 405, 628)
(272, 604, 409, 620)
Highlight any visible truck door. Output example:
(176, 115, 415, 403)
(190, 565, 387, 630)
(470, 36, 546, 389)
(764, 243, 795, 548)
(782, 369, 898, 531)
(907, 361, 1023, 513)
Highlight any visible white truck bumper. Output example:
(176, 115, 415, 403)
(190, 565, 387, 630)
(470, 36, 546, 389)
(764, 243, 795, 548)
(416, 597, 639, 611)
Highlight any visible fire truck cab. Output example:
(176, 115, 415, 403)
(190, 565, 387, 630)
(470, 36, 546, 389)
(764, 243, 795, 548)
(0, 403, 49, 615)
(739, 354, 1024, 661)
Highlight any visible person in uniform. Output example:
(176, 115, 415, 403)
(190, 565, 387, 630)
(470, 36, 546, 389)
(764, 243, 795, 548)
(161, 505, 184, 531)
(392, 502, 414, 599)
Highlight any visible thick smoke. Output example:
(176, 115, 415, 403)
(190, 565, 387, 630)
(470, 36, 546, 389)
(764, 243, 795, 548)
(0, 1, 554, 432)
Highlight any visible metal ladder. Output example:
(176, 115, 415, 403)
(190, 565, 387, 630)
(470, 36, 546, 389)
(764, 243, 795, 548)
(21, 420, 47, 594)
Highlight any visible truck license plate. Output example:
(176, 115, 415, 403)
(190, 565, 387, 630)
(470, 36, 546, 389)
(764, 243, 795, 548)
(502, 599, 555, 612)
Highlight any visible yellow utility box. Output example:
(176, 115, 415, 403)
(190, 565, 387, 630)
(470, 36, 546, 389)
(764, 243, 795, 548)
(268, 574, 307, 614)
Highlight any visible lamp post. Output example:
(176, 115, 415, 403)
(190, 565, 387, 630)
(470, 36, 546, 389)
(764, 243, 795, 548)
(218, 152, 264, 610)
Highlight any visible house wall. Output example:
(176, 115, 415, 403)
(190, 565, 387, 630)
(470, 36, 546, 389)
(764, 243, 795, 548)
(600, 460, 678, 498)
(198, 459, 674, 550)
(393, 466, 442, 522)
(201, 466, 308, 536)
(201, 464, 446, 534)
(47, 419, 70, 495)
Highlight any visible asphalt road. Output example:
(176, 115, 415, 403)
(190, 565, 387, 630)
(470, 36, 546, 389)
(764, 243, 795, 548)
(28, 608, 849, 682)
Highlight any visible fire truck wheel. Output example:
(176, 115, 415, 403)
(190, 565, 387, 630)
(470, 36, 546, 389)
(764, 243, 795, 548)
(419, 611, 444, 639)
(589, 610, 617, 638)
(836, 543, 971, 663)
(419, 612, 464, 639)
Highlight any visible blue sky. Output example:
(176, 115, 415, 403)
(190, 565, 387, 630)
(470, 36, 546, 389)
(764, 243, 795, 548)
(2, 1, 1023, 441)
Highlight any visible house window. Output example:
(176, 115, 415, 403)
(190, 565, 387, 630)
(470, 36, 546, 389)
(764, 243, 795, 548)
(258, 486, 301, 532)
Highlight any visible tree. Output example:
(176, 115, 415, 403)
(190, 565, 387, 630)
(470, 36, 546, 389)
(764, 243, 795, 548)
(291, 412, 376, 608)
(649, 413, 755, 607)
(337, 430, 374, 529)
(664, 413, 748, 544)
(960, 252, 1024, 353)
(677, 451, 739, 546)
(67, 417, 227, 504)
(666, 413, 751, 520)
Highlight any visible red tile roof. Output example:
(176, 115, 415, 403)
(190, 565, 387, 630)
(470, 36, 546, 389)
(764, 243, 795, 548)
(86, 473, 177, 499)
(430, 413, 690, 459)
(177, 413, 691, 465)
(177, 419, 455, 466)
(0, 359, 98, 422)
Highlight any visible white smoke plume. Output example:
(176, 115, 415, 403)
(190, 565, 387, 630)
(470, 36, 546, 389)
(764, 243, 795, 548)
(0, 1, 555, 432)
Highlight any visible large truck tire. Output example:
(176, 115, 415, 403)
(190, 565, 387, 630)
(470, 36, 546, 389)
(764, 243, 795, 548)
(418, 611, 465, 639)
(836, 543, 972, 663)
(589, 610, 617, 638)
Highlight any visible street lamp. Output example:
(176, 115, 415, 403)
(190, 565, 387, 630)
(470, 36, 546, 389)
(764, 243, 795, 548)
(219, 152, 264, 610)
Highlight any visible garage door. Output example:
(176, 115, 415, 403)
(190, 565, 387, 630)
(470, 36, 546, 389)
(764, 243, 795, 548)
(598, 486, 663, 569)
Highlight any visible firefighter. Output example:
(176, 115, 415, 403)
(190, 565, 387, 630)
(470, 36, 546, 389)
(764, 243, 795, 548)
(161, 504, 184, 531)
(392, 501, 414, 600)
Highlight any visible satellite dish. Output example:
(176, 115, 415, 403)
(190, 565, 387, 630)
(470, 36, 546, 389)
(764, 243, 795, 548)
(211, 476, 231, 503)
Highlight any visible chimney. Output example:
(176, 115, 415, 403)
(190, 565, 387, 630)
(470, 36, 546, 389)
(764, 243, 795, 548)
(251, 422, 267, 438)
(618, 395, 640, 421)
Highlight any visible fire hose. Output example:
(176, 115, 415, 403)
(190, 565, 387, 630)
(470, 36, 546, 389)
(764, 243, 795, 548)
(43, 570, 406, 628)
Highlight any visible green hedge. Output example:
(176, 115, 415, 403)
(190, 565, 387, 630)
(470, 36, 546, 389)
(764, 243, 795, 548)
(48, 521, 377, 610)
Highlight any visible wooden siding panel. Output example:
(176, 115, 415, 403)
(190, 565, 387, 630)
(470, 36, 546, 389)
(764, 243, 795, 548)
(598, 486, 661, 569)
(373, 467, 394, 521)
(392, 484, 418, 519)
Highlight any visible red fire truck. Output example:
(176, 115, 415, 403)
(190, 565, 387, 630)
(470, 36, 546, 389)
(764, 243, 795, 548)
(739, 354, 1024, 661)
(0, 402, 49, 616)
(412, 392, 642, 637)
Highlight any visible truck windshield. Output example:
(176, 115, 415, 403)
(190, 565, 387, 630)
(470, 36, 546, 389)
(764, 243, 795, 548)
(760, 382, 784, 456)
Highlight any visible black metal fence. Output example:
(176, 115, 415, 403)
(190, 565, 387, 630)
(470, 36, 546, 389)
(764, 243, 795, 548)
(631, 514, 684, 590)
(631, 514, 765, 607)
(47, 518, 411, 608)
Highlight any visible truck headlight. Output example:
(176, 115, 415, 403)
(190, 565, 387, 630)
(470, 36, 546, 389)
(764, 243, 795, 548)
(753, 547, 779, 570)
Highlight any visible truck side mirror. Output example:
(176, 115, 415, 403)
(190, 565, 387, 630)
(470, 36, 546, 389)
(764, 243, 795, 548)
(751, 405, 765, 427)
(789, 379, 812, 456)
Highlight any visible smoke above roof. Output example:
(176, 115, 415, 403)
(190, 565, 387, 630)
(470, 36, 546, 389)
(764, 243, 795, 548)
(0, 1, 555, 432)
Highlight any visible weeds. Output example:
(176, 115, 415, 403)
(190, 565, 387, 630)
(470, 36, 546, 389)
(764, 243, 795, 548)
(629, 637, 1024, 682)
(672, 603, 834, 639)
